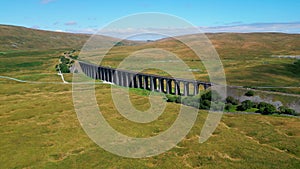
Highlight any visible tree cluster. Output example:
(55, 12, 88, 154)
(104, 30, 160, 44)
(165, 91, 225, 111)
(55, 55, 74, 73)
(165, 90, 298, 116)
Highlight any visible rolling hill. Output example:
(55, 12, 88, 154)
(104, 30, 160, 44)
(0, 25, 89, 50)
(1, 24, 300, 55)
(0, 25, 138, 51)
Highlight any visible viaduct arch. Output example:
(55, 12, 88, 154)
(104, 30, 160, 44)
(79, 61, 212, 96)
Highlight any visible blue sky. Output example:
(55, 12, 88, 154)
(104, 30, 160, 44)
(1, 0, 300, 35)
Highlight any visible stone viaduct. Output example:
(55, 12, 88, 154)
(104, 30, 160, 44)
(79, 61, 212, 96)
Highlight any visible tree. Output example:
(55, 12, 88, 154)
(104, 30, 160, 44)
(237, 100, 253, 111)
(245, 90, 255, 96)
(59, 63, 70, 73)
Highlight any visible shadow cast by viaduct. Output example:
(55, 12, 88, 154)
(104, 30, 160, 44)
(79, 61, 212, 96)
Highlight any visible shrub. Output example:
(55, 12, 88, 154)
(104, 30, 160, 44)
(201, 91, 211, 101)
(256, 102, 276, 115)
(181, 96, 200, 108)
(226, 96, 239, 105)
(165, 94, 179, 102)
(237, 100, 253, 111)
(278, 106, 297, 115)
(164, 91, 225, 111)
(292, 60, 300, 74)
(278, 106, 287, 114)
(199, 99, 211, 110)
(211, 102, 225, 111)
(286, 109, 297, 116)
(225, 103, 235, 111)
(252, 102, 259, 108)
(201, 90, 222, 102)
(114, 42, 124, 46)
(245, 90, 255, 96)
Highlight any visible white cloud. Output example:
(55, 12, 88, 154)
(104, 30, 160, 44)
(54, 30, 65, 32)
(200, 22, 300, 33)
(64, 21, 77, 26)
(66, 28, 99, 34)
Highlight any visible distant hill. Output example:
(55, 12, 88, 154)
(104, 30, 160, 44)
(94, 32, 300, 91)
(0, 25, 89, 50)
(1, 24, 300, 56)
(208, 33, 300, 58)
(157, 33, 300, 59)
(0, 25, 140, 51)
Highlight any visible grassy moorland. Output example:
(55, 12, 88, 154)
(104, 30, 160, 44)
(0, 25, 300, 168)
(98, 33, 300, 94)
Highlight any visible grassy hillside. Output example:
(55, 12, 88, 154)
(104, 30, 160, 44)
(98, 33, 300, 91)
(0, 25, 140, 51)
(208, 33, 300, 57)
(0, 25, 89, 50)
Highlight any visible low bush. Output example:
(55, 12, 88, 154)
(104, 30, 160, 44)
(237, 100, 253, 111)
(256, 102, 276, 115)
(245, 90, 255, 96)
(211, 102, 225, 111)
(226, 96, 239, 105)
(165, 94, 180, 103)
(278, 106, 298, 116)
(225, 103, 234, 111)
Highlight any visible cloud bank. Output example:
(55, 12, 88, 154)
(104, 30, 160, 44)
(62, 21, 300, 40)
(64, 21, 77, 26)
(201, 22, 300, 33)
